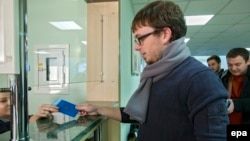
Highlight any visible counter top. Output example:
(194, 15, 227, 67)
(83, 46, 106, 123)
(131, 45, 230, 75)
(30, 114, 105, 141)
(86, 101, 119, 107)
(1, 101, 119, 141)
(30, 101, 119, 141)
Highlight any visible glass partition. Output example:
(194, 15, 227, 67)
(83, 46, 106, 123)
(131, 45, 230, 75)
(27, 0, 88, 95)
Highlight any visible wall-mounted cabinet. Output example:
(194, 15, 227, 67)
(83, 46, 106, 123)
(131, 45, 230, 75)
(33, 44, 69, 94)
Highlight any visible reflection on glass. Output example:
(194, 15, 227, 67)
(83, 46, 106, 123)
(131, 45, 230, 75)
(32, 113, 104, 141)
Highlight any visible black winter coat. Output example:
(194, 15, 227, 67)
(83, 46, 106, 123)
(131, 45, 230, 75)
(221, 65, 250, 124)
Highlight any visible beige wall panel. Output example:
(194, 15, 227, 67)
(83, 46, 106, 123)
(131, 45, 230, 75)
(86, 2, 119, 140)
(87, 2, 119, 102)
(87, 4, 102, 81)
(102, 8, 119, 81)
(86, 81, 118, 101)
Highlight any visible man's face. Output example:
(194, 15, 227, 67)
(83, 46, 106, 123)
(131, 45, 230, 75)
(0, 92, 11, 118)
(207, 59, 221, 73)
(133, 26, 170, 65)
(227, 55, 250, 76)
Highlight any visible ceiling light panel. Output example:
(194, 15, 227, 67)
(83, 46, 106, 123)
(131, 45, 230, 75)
(49, 21, 82, 30)
(185, 15, 214, 26)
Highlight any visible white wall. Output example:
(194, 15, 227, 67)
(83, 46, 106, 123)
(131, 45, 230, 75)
(0, 0, 19, 74)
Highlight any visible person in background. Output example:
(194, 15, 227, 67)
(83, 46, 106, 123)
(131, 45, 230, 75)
(0, 88, 59, 134)
(207, 55, 224, 78)
(76, 1, 229, 140)
(221, 48, 250, 124)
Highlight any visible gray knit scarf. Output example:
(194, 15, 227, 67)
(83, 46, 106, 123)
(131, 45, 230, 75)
(124, 37, 191, 124)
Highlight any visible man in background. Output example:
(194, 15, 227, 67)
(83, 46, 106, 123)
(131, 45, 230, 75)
(221, 48, 250, 124)
(207, 55, 224, 78)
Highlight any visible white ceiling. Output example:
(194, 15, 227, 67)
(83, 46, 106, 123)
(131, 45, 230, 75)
(130, 0, 250, 56)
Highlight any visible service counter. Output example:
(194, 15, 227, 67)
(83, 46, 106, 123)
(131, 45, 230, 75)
(30, 101, 118, 141)
(30, 114, 105, 141)
(1, 101, 118, 141)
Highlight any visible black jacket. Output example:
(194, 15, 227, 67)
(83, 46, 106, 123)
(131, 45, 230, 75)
(217, 69, 225, 78)
(0, 120, 10, 134)
(221, 65, 250, 124)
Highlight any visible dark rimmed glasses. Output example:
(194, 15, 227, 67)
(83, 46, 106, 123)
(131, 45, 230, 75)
(134, 30, 158, 46)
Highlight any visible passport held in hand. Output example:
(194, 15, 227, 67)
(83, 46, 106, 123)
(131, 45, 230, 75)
(52, 99, 78, 117)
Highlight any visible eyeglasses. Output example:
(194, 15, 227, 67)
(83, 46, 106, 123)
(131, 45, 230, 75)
(134, 30, 157, 46)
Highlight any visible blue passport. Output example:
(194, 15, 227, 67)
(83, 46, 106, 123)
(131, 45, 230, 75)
(52, 99, 78, 117)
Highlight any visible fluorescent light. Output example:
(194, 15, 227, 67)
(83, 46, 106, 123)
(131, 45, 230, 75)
(81, 41, 87, 45)
(49, 21, 82, 30)
(185, 15, 214, 26)
(33, 51, 49, 54)
(245, 48, 250, 51)
(184, 38, 190, 43)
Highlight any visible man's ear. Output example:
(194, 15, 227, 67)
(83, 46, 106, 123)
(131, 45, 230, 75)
(162, 27, 172, 43)
(247, 59, 250, 65)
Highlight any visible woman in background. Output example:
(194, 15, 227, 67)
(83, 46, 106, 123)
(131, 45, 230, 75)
(0, 89, 58, 134)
